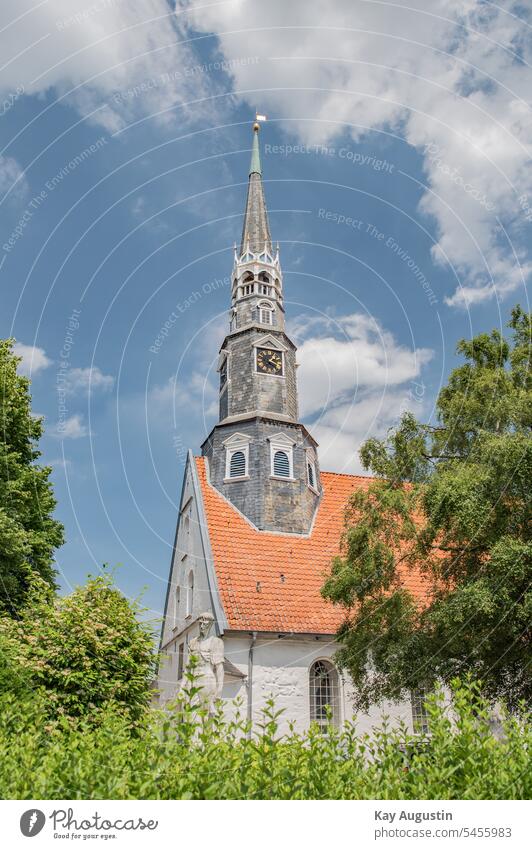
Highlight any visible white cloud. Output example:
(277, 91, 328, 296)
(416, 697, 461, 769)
(0, 156, 28, 198)
(13, 341, 52, 376)
(293, 312, 432, 418)
(51, 413, 89, 439)
(62, 366, 115, 394)
(48, 457, 72, 470)
(0, 1, 215, 132)
(294, 312, 432, 473)
(181, 0, 532, 308)
(149, 372, 218, 422)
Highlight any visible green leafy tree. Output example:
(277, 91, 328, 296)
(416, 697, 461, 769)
(0, 572, 156, 724)
(322, 306, 532, 710)
(0, 339, 64, 613)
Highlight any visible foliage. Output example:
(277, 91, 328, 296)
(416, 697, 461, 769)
(0, 571, 156, 725)
(0, 339, 64, 614)
(322, 306, 532, 710)
(0, 679, 529, 800)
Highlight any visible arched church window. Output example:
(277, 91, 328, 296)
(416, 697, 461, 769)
(273, 450, 290, 477)
(258, 271, 270, 283)
(183, 514, 190, 553)
(309, 660, 339, 730)
(307, 460, 317, 490)
(411, 689, 430, 734)
(229, 450, 247, 478)
(186, 570, 194, 618)
(174, 585, 181, 626)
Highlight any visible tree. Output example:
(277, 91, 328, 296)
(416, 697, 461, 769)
(0, 571, 156, 724)
(322, 306, 531, 710)
(0, 339, 64, 614)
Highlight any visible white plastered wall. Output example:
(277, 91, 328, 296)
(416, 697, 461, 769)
(221, 633, 414, 735)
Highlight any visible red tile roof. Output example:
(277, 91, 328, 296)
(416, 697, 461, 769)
(196, 457, 431, 634)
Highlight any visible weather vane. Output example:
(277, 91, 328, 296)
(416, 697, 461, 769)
(254, 111, 267, 130)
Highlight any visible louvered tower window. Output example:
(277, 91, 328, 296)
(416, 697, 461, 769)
(229, 450, 246, 478)
(273, 450, 290, 477)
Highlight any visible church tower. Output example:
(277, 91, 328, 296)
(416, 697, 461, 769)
(201, 122, 321, 534)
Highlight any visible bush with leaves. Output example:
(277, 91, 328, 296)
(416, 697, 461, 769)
(0, 571, 156, 724)
(0, 678, 529, 800)
(322, 306, 532, 710)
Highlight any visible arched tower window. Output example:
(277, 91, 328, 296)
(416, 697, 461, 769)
(223, 433, 252, 482)
(273, 450, 290, 477)
(229, 450, 246, 478)
(307, 459, 317, 490)
(258, 301, 274, 325)
(241, 271, 254, 297)
(309, 660, 339, 730)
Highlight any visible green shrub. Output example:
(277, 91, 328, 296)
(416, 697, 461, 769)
(0, 679, 529, 800)
(0, 572, 156, 725)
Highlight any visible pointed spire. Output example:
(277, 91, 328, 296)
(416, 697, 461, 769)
(240, 122, 272, 255)
(249, 122, 262, 175)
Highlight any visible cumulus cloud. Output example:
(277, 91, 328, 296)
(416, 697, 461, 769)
(293, 312, 432, 473)
(51, 413, 89, 439)
(0, 0, 215, 132)
(149, 372, 218, 422)
(0, 156, 28, 199)
(13, 341, 52, 376)
(62, 366, 115, 395)
(180, 0, 532, 308)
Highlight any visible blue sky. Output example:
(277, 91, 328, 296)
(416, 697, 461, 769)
(0, 1, 530, 620)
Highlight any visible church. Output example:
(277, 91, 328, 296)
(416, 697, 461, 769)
(157, 122, 428, 734)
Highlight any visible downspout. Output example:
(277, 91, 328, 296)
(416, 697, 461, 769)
(247, 632, 257, 738)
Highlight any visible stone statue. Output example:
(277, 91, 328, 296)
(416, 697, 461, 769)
(188, 612, 224, 714)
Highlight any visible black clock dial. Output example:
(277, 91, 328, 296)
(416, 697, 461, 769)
(256, 348, 283, 375)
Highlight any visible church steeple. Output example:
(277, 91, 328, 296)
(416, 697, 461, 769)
(201, 121, 321, 535)
(240, 123, 272, 255)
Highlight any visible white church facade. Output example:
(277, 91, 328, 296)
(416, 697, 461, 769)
(157, 123, 428, 735)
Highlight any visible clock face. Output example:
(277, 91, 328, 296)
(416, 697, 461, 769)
(256, 348, 283, 375)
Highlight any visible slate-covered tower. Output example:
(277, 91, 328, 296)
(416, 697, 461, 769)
(201, 122, 321, 534)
